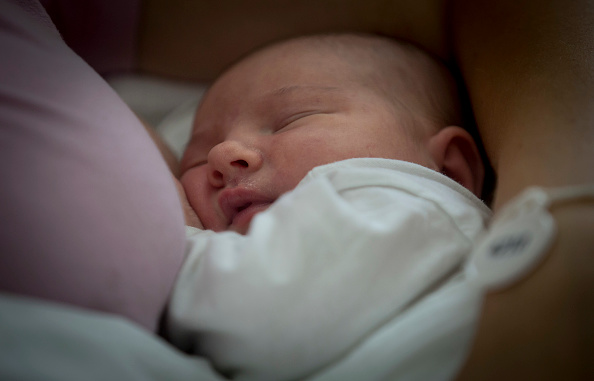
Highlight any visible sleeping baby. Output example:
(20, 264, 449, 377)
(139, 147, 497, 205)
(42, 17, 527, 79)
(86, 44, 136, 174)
(164, 33, 491, 380)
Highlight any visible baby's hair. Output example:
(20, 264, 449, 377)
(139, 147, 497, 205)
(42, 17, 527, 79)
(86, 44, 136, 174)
(215, 33, 459, 129)
(288, 33, 495, 202)
(282, 33, 495, 203)
(300, 34, 461, 129)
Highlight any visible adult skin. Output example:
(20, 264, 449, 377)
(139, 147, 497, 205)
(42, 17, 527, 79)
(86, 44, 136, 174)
(139, 1, 593, 379)
(138, 0, 450, 81)
(451, 1, 593, 379)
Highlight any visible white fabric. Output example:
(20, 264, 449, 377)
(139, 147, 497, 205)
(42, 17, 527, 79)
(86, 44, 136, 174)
(107, 73, 205, 129)
(0, 293, 225, 381)
(167, 158, 491, 381)
(108, 73, 204, 158)
(308, 273, 481, 381)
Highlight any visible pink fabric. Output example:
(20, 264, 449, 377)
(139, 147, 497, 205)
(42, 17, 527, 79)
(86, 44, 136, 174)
(40, 0, 140, 73)
(0, 0, 186, 332)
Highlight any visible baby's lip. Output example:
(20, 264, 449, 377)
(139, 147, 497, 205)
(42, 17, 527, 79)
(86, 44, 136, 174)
(218, 188, 274, 232)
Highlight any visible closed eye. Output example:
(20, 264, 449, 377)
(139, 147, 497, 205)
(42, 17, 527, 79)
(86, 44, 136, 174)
(275, 111, 323, 133)
(182, 159, 207, 173)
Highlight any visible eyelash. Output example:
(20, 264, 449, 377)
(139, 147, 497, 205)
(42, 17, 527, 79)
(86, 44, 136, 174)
(276, 110, 320, 133)
(184, 159, 207, 172)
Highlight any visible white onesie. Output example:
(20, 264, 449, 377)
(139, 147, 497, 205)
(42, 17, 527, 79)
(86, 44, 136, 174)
(166, 158, 491, 381)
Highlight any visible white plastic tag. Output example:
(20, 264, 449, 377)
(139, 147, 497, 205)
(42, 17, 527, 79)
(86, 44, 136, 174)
(467, 188, 556, 291)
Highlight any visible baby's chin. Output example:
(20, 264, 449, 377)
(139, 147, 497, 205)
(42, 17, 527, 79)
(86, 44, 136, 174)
(204, 222, 249, 235)
(228, 224, 249, 235)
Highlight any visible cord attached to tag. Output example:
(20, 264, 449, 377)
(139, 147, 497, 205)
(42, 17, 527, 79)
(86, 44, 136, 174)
(466, 185, 594, 291)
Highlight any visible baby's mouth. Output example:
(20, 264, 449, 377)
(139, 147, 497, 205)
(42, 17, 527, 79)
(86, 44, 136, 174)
(218, 188, 274, 234)
(237, 202, 252, 213)
(229, 202, 272, 234)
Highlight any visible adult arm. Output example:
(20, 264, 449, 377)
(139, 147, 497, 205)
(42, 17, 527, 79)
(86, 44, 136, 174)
(450, 0, 594, 379)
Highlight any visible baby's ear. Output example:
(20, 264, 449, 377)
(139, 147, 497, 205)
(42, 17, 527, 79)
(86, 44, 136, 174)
(428, 126, 485, 197)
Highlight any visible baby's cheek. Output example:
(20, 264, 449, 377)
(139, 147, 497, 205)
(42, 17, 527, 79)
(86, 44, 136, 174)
(175, 176, 203, 229)
(181, 168, 221, 229)
(179, 171, 202, 210)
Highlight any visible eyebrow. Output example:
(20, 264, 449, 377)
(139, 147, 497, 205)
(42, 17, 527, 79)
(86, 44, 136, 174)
(270, 85, 342, 96)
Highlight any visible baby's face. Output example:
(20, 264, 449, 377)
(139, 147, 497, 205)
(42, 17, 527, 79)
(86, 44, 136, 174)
(180, 40, 437, 234)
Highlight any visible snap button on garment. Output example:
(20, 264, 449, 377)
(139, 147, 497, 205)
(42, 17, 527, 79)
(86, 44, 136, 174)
(467, 185, 594, 291)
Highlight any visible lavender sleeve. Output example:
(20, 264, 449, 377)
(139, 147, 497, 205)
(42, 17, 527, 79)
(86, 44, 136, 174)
(0, 0, 186, 332)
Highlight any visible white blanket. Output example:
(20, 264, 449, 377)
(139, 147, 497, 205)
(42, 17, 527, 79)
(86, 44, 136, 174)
(0, 293, 225, 381)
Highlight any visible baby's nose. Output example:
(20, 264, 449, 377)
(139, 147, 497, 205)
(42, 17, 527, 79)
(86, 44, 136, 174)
(207, 140, 263, 187)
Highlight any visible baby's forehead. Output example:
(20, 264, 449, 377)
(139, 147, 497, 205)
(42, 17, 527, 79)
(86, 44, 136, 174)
(209, 39, 385, 101)
(198, 33, 458, 124)
(202, 39, 369, 101)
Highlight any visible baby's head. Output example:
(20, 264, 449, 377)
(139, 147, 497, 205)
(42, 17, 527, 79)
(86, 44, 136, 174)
(180, 33, 484, 234)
